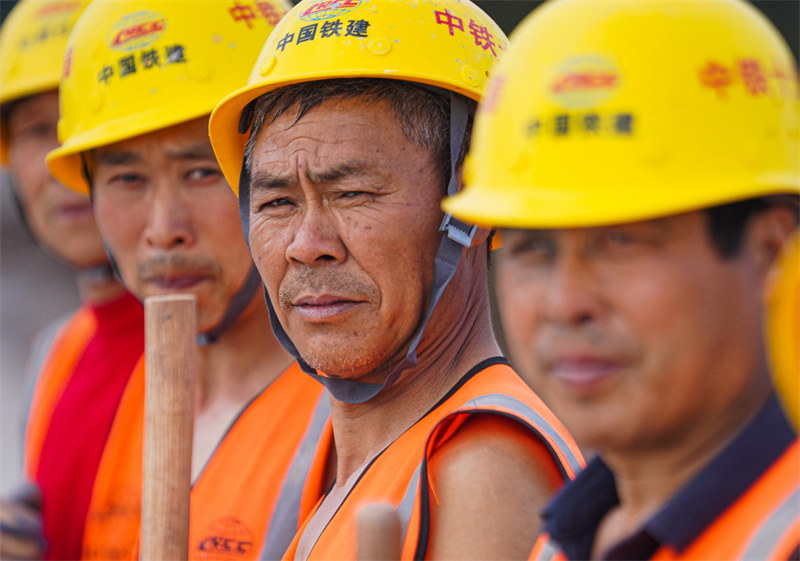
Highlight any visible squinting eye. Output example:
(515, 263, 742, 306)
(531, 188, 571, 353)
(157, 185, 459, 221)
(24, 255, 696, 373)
(25, 123, 53, 138)
(605, 230, 635, 244)
(115, 173, 143, 184)
(507, 236, 555, 261)
(102, 172, 146, 191)
(187, 168, 222, 182)
(253, 197, 293, 213)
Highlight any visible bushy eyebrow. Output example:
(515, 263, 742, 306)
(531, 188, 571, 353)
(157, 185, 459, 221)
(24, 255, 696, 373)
(94, 142, 216, 167)
(164, 143, 217, 161)
(94, 150, 141, 167)
(249, 161, 374, 194)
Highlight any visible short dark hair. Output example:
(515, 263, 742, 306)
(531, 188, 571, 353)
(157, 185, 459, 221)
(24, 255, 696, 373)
(704, 195, 799, 258)
(243, 78, 476, 192)
(1, 95, 28, 147)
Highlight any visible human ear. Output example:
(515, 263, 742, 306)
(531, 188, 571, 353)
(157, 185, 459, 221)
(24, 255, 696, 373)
(748, 205, 798, 278)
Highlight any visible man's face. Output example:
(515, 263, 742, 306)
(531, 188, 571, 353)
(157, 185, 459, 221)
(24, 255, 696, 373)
(496, 211, 769, 454)
(91, 117, 253, 330)
(6, 90, 108, 267)
(247, 97, 443, 381)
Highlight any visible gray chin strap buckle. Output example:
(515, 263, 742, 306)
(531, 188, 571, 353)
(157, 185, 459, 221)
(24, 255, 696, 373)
(439, 213, 477, 248)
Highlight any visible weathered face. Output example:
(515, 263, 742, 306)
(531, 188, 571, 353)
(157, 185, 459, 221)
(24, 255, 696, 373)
(91, 117, 254, 331)
(7, 90, 108, 267)
(496, 211, 771, 453)
(247, 97, 443, 381)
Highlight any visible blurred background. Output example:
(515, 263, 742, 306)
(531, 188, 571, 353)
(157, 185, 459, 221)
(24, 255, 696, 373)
(1, 0, 798, 494)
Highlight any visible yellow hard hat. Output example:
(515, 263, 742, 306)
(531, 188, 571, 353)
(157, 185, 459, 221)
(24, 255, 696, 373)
(443, 0, 800, 228)
(766, 231, 800, 433)
(46, 0, 291, 194)
(209, 0, 507, 194)
(0, 0, 90, 163)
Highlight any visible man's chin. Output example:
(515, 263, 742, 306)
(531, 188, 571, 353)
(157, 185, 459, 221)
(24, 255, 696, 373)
(300, 348, 386, 382)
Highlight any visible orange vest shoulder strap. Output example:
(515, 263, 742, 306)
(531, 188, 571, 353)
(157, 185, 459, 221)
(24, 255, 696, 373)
(24, 307, 97, 477)
(529, 534, 566, 561)
(446, 392, 584, 477)
(404, 365, 585, 558)
(742, 486, 800, 560)
(654, 440, 800, 560)
(81, 355, 145, 561)
(259, 392, 331, 559)
(739, 442, 800, 560)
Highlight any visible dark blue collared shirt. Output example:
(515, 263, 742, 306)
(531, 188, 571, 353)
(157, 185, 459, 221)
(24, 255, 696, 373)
(542, 395, 796, 560)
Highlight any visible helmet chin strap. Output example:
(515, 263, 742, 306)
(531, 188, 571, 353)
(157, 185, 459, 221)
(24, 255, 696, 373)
(238, 88, 477, 404)
(195, 266, 261, 347)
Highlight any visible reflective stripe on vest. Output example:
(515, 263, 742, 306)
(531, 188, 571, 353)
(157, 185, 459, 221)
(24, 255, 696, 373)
(741, 486, 800, 560)
(464, 393, 583, 476)
(395, 466, 421, 539)
(536, 442, 800, 561)
(392, 392, 584, 550)
(24, 317, 69, 399)
(24, 308, 96, 478)
(529, 535, 561, 561)
(412, 393, 584, 558)
(280, 361, 584, 561)
(260, 393, 331, 560)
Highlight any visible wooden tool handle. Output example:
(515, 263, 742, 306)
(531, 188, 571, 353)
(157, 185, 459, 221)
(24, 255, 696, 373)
(357, 503, 402, 561)
(141, 295, 197, 561)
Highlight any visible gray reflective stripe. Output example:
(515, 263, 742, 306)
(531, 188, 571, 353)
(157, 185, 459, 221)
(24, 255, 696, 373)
(531, 538, 559, 561)
(461, 394, 583, 475)
(21, 317, 71, 445)
(395, 465, 421, 539)
(258, 393, 331, 561)
(740, 486, 800, 560)
(25, 317, 69, 384)
(393, 392, 583, 552)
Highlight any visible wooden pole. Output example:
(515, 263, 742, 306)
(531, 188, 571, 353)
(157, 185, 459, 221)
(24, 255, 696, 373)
(356, 503, 402, 561)
(141, 295, 196, 561)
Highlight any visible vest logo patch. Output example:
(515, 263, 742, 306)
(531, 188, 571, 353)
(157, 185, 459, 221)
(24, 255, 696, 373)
(197, 517, 253, 558)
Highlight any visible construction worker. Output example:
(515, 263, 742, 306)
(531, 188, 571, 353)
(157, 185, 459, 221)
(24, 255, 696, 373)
(45, 1, 330, 560)
(0, 1, 144, 559)
(443, 0, 800, 559)
(209, 0, 584, 558)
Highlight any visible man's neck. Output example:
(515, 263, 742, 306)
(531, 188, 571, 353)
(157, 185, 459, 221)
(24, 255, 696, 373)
(329, 250, 501, 485)
(190, 295, 293, 481)
(592, 378, 772, 558)
(195, 296, 292, 408)
(77, 273, 127, 305)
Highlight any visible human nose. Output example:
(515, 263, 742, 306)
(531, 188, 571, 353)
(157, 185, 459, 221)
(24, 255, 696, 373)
(539, 248, 606, 328)
(144, 184, 195, 250)
(285, 201, 346, 266)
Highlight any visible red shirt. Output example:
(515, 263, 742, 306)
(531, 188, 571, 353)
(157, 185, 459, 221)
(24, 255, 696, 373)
(35, 291, 143, 560)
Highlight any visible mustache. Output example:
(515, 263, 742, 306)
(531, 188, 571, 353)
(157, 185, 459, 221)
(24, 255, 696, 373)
(137, 255, 221, 281)
(278, 268, 377, 308)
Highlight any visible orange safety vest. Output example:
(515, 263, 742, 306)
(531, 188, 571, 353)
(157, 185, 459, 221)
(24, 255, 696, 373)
(282, 359, 585, 561)
(81, 360, 329, 561)
(24, 307, 97, 479)
(529, 441, 800, 561)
